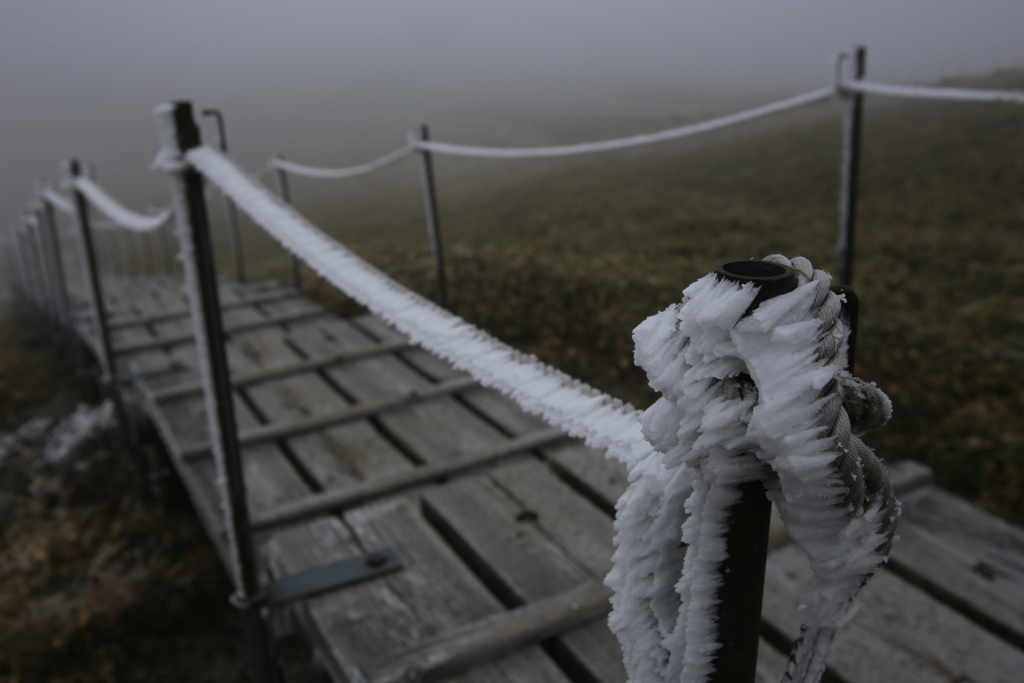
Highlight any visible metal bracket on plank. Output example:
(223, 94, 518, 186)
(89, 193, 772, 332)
(233, 548, 403, 609)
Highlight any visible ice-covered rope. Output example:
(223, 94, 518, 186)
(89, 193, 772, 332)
(69, 176, 171, 232)
(185, 144, 651, 466)
(843, 78, 1024, 105)
(41, 186, 75, 216)
(268, 144, 415, 179)
(607, 256, 897, 683)
(412, 88, 834, 159)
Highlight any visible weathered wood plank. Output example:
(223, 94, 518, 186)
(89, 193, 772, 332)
(281, 314, 628, 683)
(762, 542, 1024, 683)
(230, 309, 575, 682)
(369, 580, 613, 683)
(251, 426, 565, 532)
(181, 375, 479, 460)
(265, 502, 573, 683)
(886, 484, 1024, 650)
(113, 303, 325, 354)
(352, 314, 629, 511)
(107, 285, 298, 328)
(151, 337, 409, 401)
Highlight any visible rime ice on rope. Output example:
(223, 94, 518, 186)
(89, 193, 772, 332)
(606, 256, 897, 683)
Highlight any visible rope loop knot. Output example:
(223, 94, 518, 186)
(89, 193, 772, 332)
(607, 254, 898, 683)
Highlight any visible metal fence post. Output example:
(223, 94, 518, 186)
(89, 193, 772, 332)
(707, 259, 798, 683)
(37, 198, 82, 367)
(416, 124, 448, 308)
(202, 108, 247, 283)
(66, 159, 137, 451)
(155, 101, 280, 683)
(273, 154, 302, 291)
(837, 46, 866, 287)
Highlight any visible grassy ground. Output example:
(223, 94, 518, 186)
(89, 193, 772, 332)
(0, 308, 248, 682)
(266, 69, 1024, 525)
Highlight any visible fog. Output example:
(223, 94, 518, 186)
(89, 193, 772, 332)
(1, 0, 1022, 233)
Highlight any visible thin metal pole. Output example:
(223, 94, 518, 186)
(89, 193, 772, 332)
(28, 208, 62, 335)
(67, 159, 138, 451)
(202, 108, 247, 283)
(707, 259, 798, 683)
(18, 222, 44, 317)
(273, 154, 302, 290)
(416, 124, 448, 308)
(837, 46, 866, 287)
(158, 101, 280, 683)
(9, 225, 31, 309)
(38, 199, 82, 368)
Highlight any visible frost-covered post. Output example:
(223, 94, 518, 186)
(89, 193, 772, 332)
(201, 108, 247, 283)
(837, 46, 866, 286)
(36, 193, 82, 369)
(153, 101, 280, 683)
(415, 124, 449, 308)
(272, 154, 303, 290)
(608, 255, 897, 683)
(66, 159, 118, 390)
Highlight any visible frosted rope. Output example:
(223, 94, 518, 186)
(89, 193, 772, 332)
(844, 79, 1024, 104)
(187, 144, 651, 465)
(70, 177, 171, 231)
(268, 144, 415, 179)
(41, 187, 75, 216)
(608, 257, 896, 683)
(413, 88, 833, 159)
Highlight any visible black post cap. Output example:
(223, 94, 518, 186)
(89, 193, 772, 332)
(715, 260, 798, 313)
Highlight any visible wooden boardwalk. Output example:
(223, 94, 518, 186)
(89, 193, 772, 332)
(79, 274, 1024, 683)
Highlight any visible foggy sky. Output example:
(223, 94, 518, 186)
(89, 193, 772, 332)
(1, 0, 1022, 229)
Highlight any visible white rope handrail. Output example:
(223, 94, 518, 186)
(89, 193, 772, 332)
(69, 176, 171, 232)
(41, 187, 75, 216)
(268, 144, 415, 179)
(843, 78, 1024, 104)
(412, 87, 834, 159)
(185, 144, 652, 466)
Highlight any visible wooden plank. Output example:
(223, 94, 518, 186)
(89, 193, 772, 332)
(251, 426, 565, 532)
(280, 314, 629, 683)
(107, 285, 298, 328)
(762, 542, 1024, 683)
(264, 501, 573, 683)
(151, 337, 409, 401)
(112, 302, 325, 353)
(369, 580, 613, 683)
(422, 468, 628, 683)
(352, 314, 629, 512)
(180, 375, 479, 460)
(885, 484, 1024, 650)
(229, 309, 574, 681)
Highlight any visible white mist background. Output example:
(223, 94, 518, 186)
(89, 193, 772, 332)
(1, 0, 1021, 233)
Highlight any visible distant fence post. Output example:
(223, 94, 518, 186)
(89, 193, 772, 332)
(66, 159, 137, 450)
(155, 101, 281, 683)
(837, 45, 866, 286)
(202, 108, 247, 283)
(37, 196, 82, 367)
(273, 154, 303, 291)
(16, 221, 44, 318)
(416, 124, 449, 308)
